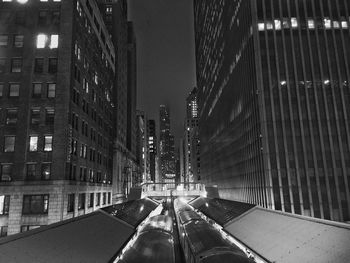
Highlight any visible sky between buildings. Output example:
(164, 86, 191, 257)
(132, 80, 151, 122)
(128, 0, 197, 140)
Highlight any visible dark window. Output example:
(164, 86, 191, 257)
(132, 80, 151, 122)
(9, 84, 19, 97)
(78, 193, 85, 210)
(52, 11, 60, 26)
(48, 58, 57, 73)
(0, 84, 3, 97)
(4, 136, 15, 152)
(89, 193, 94, 207)
(41, 163, 51, 180)
(31, 108, 40, 125)
(34, 58, 44, 73)
(47, 83, 56, 98)
(102, 192, 106, 205)
(0, 35, 8, 46)
(0, 195, 10, 215)
(15, 11, 25, 25)
(0, 164, 12, 181)
(13, 35, 24, 48)
(67, 194, 74, 212)
(26, 164, 37, 180)
(0, 226, 7, 237)
(96, 193, 100, 206)
(38, 11, 48, 26)
(6, 109, 18, 125)
(11, 58, 22, 72)
(22, 195, 49, 214)
(45, 108, 55, 125)
(108, 192, 111, 204)
(20, 225, 40, 233)
(32, 83, 42, 98)
(0, 58, 5, 73)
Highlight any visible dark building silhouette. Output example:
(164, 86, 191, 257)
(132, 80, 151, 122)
(159, 105, 175, 182)
(0, 0, 115, 236)
(194, 0, 350, 222)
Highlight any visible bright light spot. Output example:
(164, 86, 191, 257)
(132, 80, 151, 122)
(324, 79, 330, 85)
(36, 34, 47, 48)
(17, 0, 28, 4)
(308, 19, 315, 29)
(274, 20, 281, 30)
(50, 35, 59, 49)
(280, 80, 287, 86)
(291, 18, 298, 28)
(324, 18, 331, 29)
(258, 23, 265, 31)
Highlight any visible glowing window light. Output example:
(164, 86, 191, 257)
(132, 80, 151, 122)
(291, 18, 298, 28)
(29, 136, 38, 152)
(36, 34, 47, 48)
(324, 18, 331, 29)
(341, 21, 348, 28)
(50, 35, 59, 49)
(258, 23, 265, 31)
(274, 20, 281, 30)
(324, 79, 330, 85)
(17, 0, 28, 4)
(308, 19, 315, 29)
(266, 22, 273, 30)
(333, 21, 340, 28)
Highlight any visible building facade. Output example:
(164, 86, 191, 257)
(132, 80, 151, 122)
(0, 0, 115, 236)
(194, 0, 350, 222)
(183, 87, 200, 184)
(159, 105, 176, 184)
(148, 119, 157, 182)
(136, 111, 150, 183)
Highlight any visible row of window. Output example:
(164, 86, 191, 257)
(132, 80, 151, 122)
(67, 192, 111, 212)
(0, 57, 58, 74)
(68, 164, 111, 184)
(1, 135, 53, 153)
(1, 0, 61, 3)
(0, 163, 51, 182)
(2, 107, 54, 126)
(0, 82, 56, 98)
(0, 34, 24, 48)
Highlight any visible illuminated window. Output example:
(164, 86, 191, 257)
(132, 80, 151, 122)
(33, 83, 42, 98)
(291, 18, 298, 28)
(17, 0, 28, 4)
(341, 21, 348, 28)
(308, 19, 315, 29)
(333, 21, 340, 28)
(324, 18, 331, 28)
(274, 20, 281, 30)
(29, 136, 38, 152)
(22, 195, 49, 214)
(266, 22, 273, 30)
(0, 195, 10, 215)
(0, 165, 12, 182)
(36, 34, 47, 48)
(44, 135, 53, 151)
(49, 34, 58, 49)
(41, 163, 51, 180)
(4, 136, 15, 152)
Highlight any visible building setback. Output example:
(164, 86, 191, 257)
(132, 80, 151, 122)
(194, 0, 350, 222)
(0, 0, 115, 236)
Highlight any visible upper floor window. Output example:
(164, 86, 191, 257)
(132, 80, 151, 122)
(0, 35, 8, 47)
(44, 135, 53, 151)
(41, 163, 51, 180)
(14, 35, 24, 48)
(0, 164, 12, 181)
(36, 34, 59, 49)
(32, 83, 42, 98)
(22, 194, 49, 214)
(11, 58, 22, 72)
(6, 109, 18, 125)
(0, 195, 10, 215)
(34, 58, 44, 73)
(9, 83, 20, 97)
(29, 136, 38, 152)
(4, 136, 15, 152)
(48, 58, 57, 73)
(67, 194, 74, 212)
(0, 84, 3, 97)
(0, 58, 6, 73)
(47, 83, 56, 98)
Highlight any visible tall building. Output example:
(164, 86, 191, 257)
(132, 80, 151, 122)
(183, 87, 199, 183)
(159, 105, 175, 183)
(0, 0, 115, 236)
(136, 111, 150, 183)
(98, 0, 139, 199)
(148, 119, 157, 182)
(194, 0, 350, 222)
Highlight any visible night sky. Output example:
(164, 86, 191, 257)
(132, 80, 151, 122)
(128, 0, 197, 141)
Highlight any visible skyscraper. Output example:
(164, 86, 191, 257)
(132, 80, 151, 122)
(159, 105, 175, 183)
(0, 0, 114, 236)
(183, 87, 199, 183)
(194, 0, 350, 222)
(148, 119, 157, 182)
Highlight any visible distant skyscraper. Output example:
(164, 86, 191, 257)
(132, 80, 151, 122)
(194, 0, 350, 222)
(148, 120, 157, 182)
(159, 105, 175, 182)
(183, 87, 199, 183)
(136, 111, 149, 183)
(0, 0, 114, 236)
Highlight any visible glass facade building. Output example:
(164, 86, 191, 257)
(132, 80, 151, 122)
(194, 0, 350, 222)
